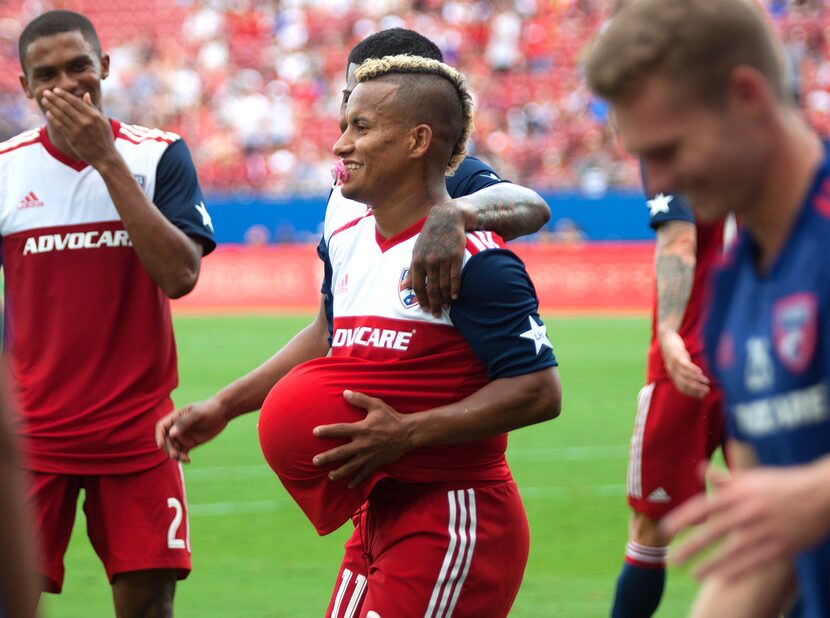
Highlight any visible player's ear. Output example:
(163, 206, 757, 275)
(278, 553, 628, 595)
(19, 71, 33, 99)
(100, 54, 110, 80)
(726, 66, 769, 119)
(409, 124, 432, 160)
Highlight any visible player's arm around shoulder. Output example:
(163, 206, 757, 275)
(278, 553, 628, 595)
(409, 158, 550, 315)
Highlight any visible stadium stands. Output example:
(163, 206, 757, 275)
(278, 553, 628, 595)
(1, 0, 827, 197)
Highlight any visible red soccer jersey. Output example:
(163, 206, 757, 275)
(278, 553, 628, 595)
(260, 216, 556, 534)
(0, 122, 214, 474)
(646, 216, 727, 384)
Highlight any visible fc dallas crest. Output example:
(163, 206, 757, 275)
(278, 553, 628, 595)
(398, 267, 419, 309)
(772, 292, 818, 373)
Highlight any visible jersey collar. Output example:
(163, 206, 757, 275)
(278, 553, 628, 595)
(39, 119, 120, 172)
(375, 216, 428, 253)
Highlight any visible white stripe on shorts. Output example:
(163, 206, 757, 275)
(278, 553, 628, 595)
(424, 489, 477, 618)
(331, 568, 352, 618)
(627, 383, 656, 500)
(177, 461, 191, 553)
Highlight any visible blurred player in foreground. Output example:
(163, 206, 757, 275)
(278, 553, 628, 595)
(587, 0, 830, 614)
(0, 369, 39, 618)
(610, 185, 727, 617)
(258, 53, 561, 617)
(156, 29, 549, 467)
(5, 10, 215, 616)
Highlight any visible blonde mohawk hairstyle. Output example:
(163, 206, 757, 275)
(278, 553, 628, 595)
(355, 54, 474, 175)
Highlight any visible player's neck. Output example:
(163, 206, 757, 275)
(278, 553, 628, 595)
(372, 176, 449, 239)
(745, 114, 823, 273)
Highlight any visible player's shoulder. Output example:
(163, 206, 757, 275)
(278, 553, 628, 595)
(462, 231, 527, 281)
(115, 121, 181, 145)
(647, 192, 694, 230)
(453, 155, 500, 177)
(446, 156, 505, 198)
(464, 230, 508, 256)
(329, 211, 373, 243)
(0, 127, 42, 158)
(324, 186, 369, 241)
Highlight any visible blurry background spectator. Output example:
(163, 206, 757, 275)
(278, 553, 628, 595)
(0, 0, 824, 200)
(550, 217, 588, 244)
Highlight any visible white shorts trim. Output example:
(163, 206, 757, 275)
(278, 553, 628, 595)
(424, 489, 477, 618)
(627, 383, 656, 500)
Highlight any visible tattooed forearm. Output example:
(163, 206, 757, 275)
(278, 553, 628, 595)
(656, 253, 695, 332)
(465, 184, 550, 240)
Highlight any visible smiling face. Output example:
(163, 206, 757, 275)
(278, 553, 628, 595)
(19, 29, 109, 116)
(614, 75, 766, 222)
(332, 79, 414, 207)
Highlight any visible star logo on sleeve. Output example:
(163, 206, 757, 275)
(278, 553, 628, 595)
(647, 193, 673, 216)
(519, 316, 552, 355)
(195, 201, 214, 231)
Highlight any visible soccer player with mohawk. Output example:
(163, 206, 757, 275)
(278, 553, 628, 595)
(257, 55, 562, 617)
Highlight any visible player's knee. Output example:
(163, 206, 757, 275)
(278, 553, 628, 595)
(629, 512, 669, 546)
(112, 569, 176, 618)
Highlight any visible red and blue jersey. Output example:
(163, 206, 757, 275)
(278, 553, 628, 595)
(317, 156, 508, 341)
(704, 148, 830, 616)
(645, 190, 728, 384)
(260, 211, 556, 534)
(0, 121, 215, 475)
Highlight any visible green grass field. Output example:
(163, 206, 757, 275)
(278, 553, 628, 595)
(39, 314, 705, 617)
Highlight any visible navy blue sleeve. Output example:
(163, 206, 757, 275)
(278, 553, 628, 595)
(647, 192, 695, 230)
(445, 156, 508, 198)
(641, 164, 695, 230)
(317, 235, 334, 344)
(154, 139, 216, 255)
(450, 250, 557, 379)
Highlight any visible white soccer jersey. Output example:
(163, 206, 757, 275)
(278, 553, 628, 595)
(0, 121, 215, 474)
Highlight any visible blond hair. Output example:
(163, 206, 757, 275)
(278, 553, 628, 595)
(355, 54, 474, 175)
(584, 0, 789, 105)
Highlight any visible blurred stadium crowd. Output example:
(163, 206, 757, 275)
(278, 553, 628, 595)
(0, 0, 827, 197)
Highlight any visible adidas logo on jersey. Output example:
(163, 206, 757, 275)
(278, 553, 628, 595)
(23, 230, 132, 255)
(647, 487, 671, 503)
(331, 326, 414, 351)
(335, 273, 349, 295)
(18, 191, 44, 209)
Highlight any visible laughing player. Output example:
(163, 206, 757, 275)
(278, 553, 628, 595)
(258, 55, 561, 617)
(587, 0, 830, 614)
(3, 10, 214, 616)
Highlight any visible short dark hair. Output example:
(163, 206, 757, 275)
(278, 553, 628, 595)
(348, 28, 443, 66)
(19, 10, 101, 72)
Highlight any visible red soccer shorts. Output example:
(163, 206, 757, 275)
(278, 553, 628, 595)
(326, 479, 529, 618)
(627, 380, 725, 521)
(26, 459, 192, 593)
